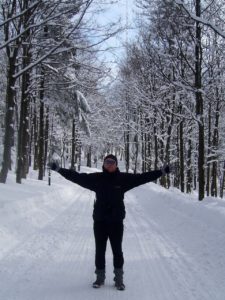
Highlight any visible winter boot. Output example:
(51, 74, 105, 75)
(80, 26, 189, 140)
(92, 269, 105, 288)
(113, 268, 125, 291)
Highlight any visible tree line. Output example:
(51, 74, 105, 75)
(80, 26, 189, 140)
(112, 0, 225, 200)
(0, 0, 120, 184)
(1, 0, 225, 201)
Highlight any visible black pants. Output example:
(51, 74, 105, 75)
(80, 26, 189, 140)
(94, 221, 124, 270)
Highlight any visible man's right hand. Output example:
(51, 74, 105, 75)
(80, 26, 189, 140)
(48, 161, 60, 172)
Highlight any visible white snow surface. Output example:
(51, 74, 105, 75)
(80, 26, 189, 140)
(0, 167, 225, 300)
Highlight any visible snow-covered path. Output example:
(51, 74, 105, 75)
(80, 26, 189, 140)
(0, 170, 225, 300)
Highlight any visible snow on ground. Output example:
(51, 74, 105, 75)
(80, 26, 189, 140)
(0, 167, 225, 300)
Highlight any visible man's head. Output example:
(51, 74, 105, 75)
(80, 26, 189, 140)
(103, 154, 118, 173)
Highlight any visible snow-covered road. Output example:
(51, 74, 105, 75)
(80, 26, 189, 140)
(0, 169, 225, 300)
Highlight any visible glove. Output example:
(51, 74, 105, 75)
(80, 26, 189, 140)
(48, 161, 60, 172)
(161, 164, 170, 176)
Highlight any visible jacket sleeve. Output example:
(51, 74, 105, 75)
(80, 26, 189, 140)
(58, 168, 98, 191)
(123, 170, 163, 192)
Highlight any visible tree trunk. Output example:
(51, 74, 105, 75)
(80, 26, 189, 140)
(220, 162, 225, 198)
(0, 59, 17, 183)
(141, 123, 145, 173)
(147, 132, 151, 171)
(134, 133, 139, 174)
(16, 43, 31, 183)
(179, 120, 184, 192)
(211, 92, 220, 197)
(38, 73, 45, 180)
(71, 118, 76, 169)
(144, 132, 148, 172)
(44, 106, 49, 175)
(87, 146, 92, 167)
(186, 125, 193, 193)
(174, 128, 180, 189)
(78, 141, 81, 171)
(124, 129, 130, 173)
(154, 111, 158, 171)
(0, 0, 20, 183)
(164, 99, 174, 188)
(28, 104, 33, 169)
(160, 119, 166, 187)
(33, 100, 39, 170)
(179, 104, 185, 192)
(195, 0, 205, 200)
(206, 102, 211, 196)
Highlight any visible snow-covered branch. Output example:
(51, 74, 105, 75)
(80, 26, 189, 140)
(0, 8, 77, 50)
(175, 0, 225, 39)
(13, 0, 93, 79)
(0, 0, 40, 28)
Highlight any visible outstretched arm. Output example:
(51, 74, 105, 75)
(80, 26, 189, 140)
(58, 168, 98, 191)
(123, 166, 170, 192)
(48, 162, 98, 191)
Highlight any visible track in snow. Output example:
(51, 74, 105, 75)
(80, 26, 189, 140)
(0, 180, 225, 300)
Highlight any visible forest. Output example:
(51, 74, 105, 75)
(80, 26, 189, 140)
(1, 0, 225, 201)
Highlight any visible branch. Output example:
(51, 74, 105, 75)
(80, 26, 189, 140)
(0, 0, 40, 28)
(175, 0, 225, 39)
(13, 0, 93, 79)
(0, 7, 77, 50)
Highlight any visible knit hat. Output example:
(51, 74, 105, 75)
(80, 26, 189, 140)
(103, 154, 118, 166)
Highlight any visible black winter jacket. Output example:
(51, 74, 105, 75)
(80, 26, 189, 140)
(58, 167, 162, 222)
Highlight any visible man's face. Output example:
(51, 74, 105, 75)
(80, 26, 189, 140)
(103, 159, 117, 173)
